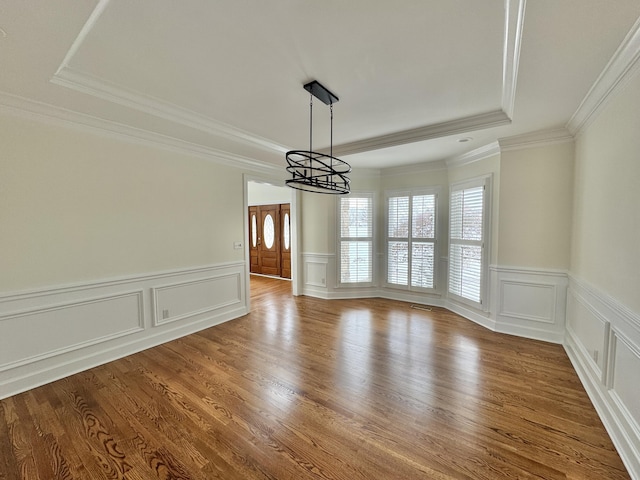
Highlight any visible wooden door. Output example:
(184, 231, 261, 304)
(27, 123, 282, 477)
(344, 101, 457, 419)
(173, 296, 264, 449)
(249, 203, 290, 277)
(249, 206, 259, 273)
(280, 204, 291, 279)
(258, 204, 280, 276)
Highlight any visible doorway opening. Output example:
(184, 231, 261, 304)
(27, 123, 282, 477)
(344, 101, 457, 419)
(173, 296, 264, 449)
(248, 203, 291, 278)
(245, 180, 296, 299)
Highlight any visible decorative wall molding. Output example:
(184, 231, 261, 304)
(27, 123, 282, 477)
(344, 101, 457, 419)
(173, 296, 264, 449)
(489, 265, 568, 343)
(498, 127, 574, 152)
(0, 290, 144, 371)
(567, 16, 640, 136)
(565, 275, 640, 479)
(151, 273, 242, 326)
(0, 262, 247, 400)
(301, 253, 333, 290)
(0, 91, 280, 175)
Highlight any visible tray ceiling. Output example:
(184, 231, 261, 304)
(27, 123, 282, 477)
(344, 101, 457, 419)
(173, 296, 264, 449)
(1, 0, 640, 169)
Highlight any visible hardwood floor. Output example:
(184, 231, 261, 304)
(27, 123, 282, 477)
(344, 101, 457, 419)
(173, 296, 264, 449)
(0, 275, 630, 479)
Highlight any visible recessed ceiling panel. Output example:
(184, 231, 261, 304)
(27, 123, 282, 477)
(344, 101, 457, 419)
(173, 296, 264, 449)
(59, 0, 505, 149)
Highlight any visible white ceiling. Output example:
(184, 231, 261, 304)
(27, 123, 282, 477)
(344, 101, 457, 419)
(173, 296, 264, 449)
(2, 0, 640, 170)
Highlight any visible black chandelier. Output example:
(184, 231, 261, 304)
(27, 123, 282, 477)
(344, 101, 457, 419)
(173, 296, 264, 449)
(285, 80, 351, 194)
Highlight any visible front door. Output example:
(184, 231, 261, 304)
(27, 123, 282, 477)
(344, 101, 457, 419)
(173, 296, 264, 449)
(258, 204, 281, 276)
(249, 204, 290, 277)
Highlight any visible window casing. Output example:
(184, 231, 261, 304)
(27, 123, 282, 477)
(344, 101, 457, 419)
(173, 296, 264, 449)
(386, 190, 437, 291)
(448, 177, 490, 308)
(338, 193, 374, 286)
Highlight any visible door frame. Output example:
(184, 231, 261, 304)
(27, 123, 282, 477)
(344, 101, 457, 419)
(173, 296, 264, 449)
(243, 174, 299, 311)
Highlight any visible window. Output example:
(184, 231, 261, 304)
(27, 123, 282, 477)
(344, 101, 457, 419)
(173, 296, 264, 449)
(338, 194, 374, 285)
(386, 191, 437, 290)
(448, 177, 490, 307)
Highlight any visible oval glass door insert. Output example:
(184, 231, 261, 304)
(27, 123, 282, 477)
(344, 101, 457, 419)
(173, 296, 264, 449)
(264, 214, 275, 249)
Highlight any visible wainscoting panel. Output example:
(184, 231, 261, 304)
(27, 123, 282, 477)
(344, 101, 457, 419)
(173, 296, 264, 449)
(0, 291, 144, 371)
(0, 262, 247, 399)
(566, 288, 608, 380)
(152, 273, 242, 326)
(565, 275, 640, 479)
(609, 330, 640, 426)
(491, 265, 568, 343)
(301, 253, 333, 297)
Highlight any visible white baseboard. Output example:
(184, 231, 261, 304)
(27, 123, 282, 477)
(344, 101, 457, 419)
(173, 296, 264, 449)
(446, 299, 496, 331)
(565, 276, 640, 479)
(0, 262, 248, 399)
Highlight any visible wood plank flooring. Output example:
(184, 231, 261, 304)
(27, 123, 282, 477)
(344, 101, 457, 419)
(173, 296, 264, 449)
(0, 275, 630, 479)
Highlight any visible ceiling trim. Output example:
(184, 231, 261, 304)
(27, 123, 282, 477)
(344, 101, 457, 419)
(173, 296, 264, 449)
(51, 66, 289, 155)
(331, 1, 524, 157)
(49, 0, 524, 161)
(0, 91, 280, 174)
(52, 0, 287, 155)
(502, 0, 526, 119)
(445, 142, 501, 169)
(566, 16, 640, 136)
(498, 127, 573, 151)
(331, 110, 511, 157)
(54, 0, 110, 76)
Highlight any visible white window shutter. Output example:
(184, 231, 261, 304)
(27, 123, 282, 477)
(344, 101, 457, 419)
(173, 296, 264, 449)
(339, 195, 373, 284)
(448, 184, 485, 304)
(386, 192, 436, 290)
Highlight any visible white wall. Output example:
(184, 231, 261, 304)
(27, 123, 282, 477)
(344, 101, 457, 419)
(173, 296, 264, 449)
(248, 182, 291, 206)
(565, 70, 640, 478)
(498, 142, 574, 270)
(486, 142, 574, 343)
(0, 114, 245, 291)
(0, 112, 249, 398)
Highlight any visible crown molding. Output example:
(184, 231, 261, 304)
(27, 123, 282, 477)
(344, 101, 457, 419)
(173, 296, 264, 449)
(0, 91, 280, 174)
(566, 16, 640, 135)
(51, 67, 288, 155)
(380, 159, 448, 178)
(47, 0, 523, 163)
(331, 0, 521, 159)
(502, 0, 526, 119)
(52, 0, 288, 157)
(498, 127, 574, 151)
(331, 110, 511, 157)
(54, 0, 110, 76)
(445, 142, 501, 169)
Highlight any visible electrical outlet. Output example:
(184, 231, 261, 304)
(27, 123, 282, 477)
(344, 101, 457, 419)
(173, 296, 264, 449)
(321, 278, 325, 285)
(234, 241, 243, 249)
(593, 350, 599, 363)
(162, 309, 170, 319)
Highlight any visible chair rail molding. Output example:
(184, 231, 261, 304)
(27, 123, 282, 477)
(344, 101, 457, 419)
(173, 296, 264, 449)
(0, 262, 247, 400)
(564, 274, 640, 479)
